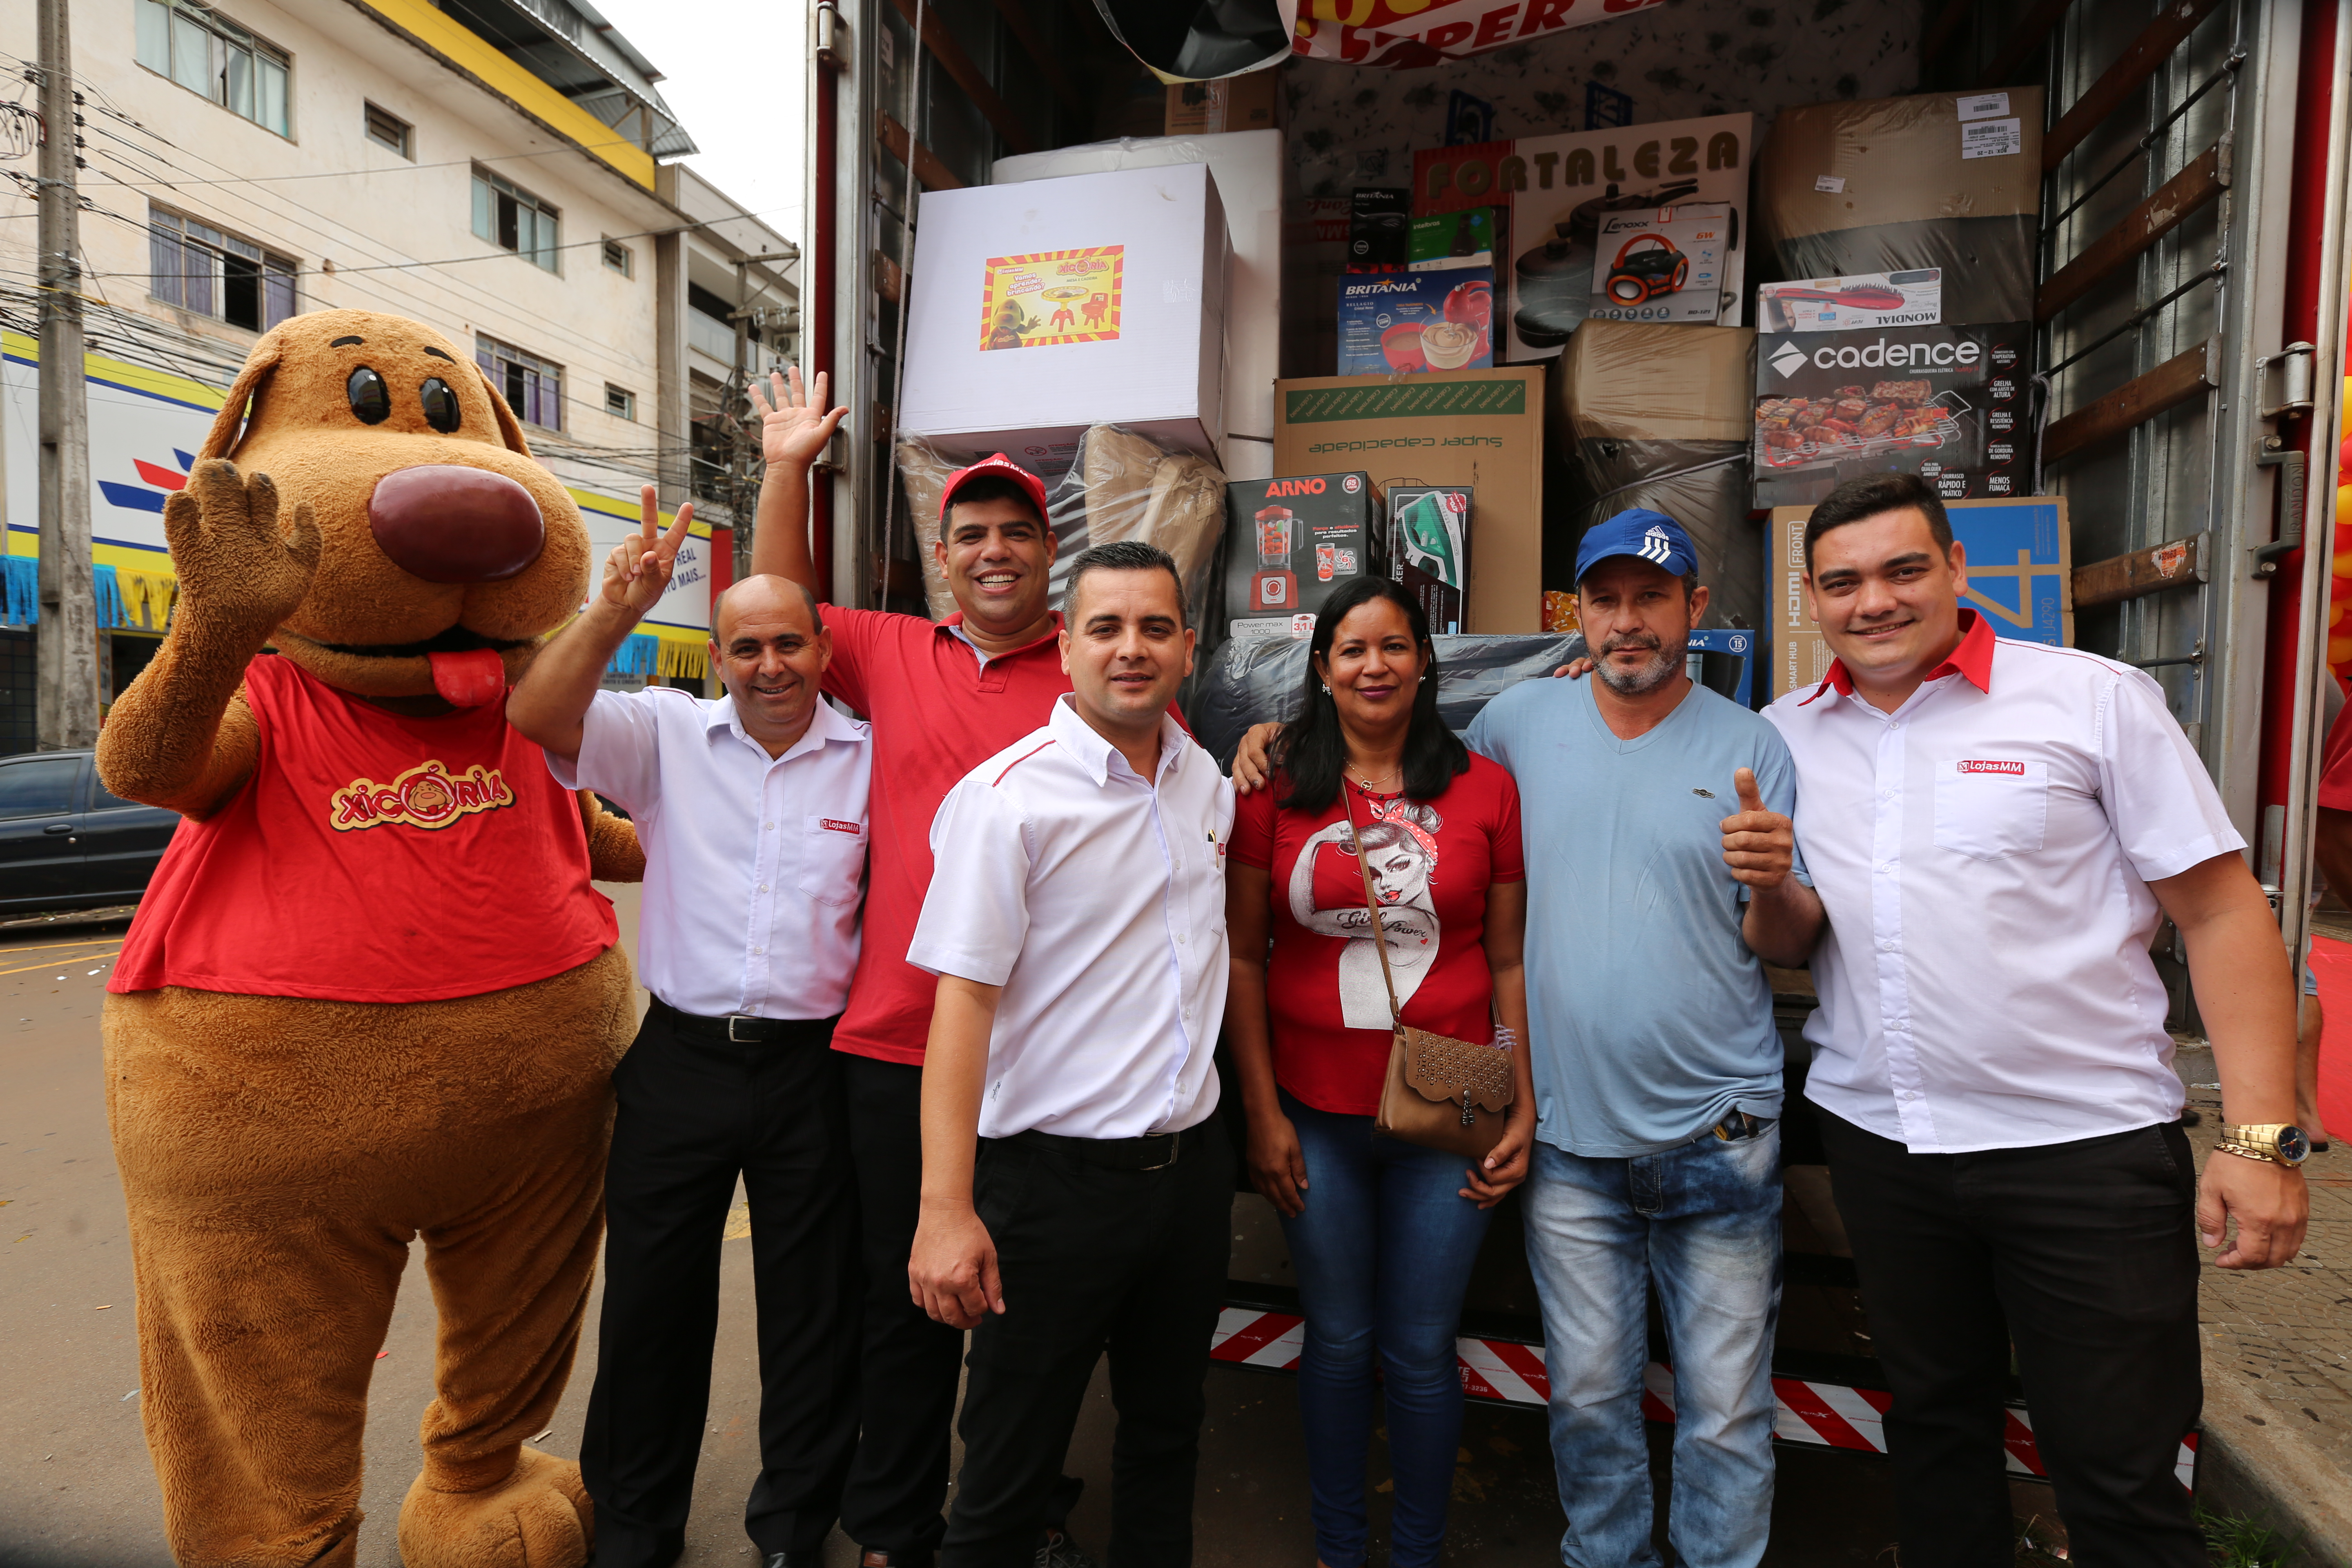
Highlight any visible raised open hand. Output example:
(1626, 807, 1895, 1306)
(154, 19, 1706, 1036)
(599, 484, 696, 619)
(749, 367, 849, 470)
(162, 459, 321, 636)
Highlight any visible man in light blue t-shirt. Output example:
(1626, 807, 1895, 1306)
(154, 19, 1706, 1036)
(1467, 510, 1826, 1568)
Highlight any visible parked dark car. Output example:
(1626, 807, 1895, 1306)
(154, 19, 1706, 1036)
(0, 748, 178, 914)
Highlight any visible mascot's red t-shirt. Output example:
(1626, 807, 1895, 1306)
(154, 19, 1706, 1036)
(110, 655, 617, 1003)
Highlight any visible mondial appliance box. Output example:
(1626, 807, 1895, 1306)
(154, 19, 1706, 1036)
(1387, 486, 1472, 636)
(1222, 472, 1382, 645)
(1273, 368, 1546, 634)
(1753, 320, 2034, 508)
(897, 164, 1229, 461)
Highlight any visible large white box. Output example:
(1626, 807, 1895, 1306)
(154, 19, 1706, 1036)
(995, 131, 1281, 461)
(900, 163, 1229, 463)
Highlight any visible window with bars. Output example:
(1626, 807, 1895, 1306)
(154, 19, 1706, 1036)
(149, 207, 297, 332)
(477, 334, 564, 431)
(605, 384, 636, 421)
(602, 238, 634, 277)
(472, 169, 561, 273)
(364, 102, 413, 158)
(134, 0, 291, 138)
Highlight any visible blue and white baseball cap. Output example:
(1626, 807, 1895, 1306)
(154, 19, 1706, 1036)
(1575, 508, 1697, 584)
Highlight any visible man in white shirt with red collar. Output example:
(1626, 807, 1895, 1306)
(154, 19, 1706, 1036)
(1763, 473, 2307, 1568)
(905, 539, 1234, 1568)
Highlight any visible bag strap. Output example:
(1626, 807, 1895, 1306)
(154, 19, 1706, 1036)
(1340, 782, 1406, 1027)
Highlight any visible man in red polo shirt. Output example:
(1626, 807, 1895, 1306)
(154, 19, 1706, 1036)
(748, 370, 1093, 1568)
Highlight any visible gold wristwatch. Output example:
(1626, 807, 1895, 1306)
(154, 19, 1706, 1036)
(2215, 1122, 2311, 1167)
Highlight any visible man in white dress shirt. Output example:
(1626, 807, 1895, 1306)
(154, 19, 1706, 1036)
(905, 540, 1235, 1568)
(1763, 472, 2308, 1568)
(508, 491, 871, 1568)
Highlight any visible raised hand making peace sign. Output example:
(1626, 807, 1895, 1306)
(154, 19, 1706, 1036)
(600, 483, 696, 621)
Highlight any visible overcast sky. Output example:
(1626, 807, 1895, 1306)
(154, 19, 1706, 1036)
(596, 0, 809, 249)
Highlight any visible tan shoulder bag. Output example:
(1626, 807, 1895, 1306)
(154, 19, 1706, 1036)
(1339, 784, 1516, 1160)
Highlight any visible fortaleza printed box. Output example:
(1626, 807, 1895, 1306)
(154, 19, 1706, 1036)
(1221, 472, 1383, 645)
(1753, 321, 2034, 508)
(1273, 368, 1546, 634)
(1767, 495, 2073, 698)
(1415, 113, 1756, 361)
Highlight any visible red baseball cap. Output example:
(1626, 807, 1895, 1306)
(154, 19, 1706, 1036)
(940, 452, 1051, 527)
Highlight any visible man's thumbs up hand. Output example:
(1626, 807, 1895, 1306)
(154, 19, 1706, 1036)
(1720, 766, 1796, 890)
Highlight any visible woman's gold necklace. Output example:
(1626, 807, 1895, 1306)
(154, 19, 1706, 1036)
(1347, 764, 1401, 794)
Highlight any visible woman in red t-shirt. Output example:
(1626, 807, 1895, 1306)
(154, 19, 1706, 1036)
(1225, 576, 1532, 1568)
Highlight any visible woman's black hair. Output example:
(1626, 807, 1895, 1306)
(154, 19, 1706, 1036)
(1274, 575, 1470, 813)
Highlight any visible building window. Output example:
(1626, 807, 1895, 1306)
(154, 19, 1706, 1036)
(477, 334, 564, 430)
(134, 0, 291, 138)
(363, 102, 412, 158)
(605, 384, 637, 421)
(149, 207, 297, 332)
(602, 238, 633, 278)
(472, 169, 560, 273)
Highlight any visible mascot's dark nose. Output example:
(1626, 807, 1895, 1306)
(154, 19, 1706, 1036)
(368, 465, 545, 584)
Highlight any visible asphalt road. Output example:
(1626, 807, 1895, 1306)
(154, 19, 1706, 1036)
(0, 890, 2044, 1566)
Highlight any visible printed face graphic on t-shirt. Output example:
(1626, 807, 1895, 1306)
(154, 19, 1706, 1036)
(1289, 797, 1444, 1032)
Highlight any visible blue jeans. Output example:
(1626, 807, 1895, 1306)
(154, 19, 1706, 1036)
(1522, 1129, 1782, 1568)
(1278, 1094, 1496, 1568)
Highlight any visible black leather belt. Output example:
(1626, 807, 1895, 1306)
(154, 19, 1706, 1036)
(1010, 1121, 1210, 1172)
(649, 999, 831, 1045)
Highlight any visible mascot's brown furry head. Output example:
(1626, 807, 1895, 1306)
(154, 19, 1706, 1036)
(200, 307, 590, 704)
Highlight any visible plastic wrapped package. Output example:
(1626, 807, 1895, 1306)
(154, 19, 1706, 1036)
(1756, 92, 2043, 327)
(1552, 322, 1762, 633)
(1188, 631, 1590, 769)
(893, 427, 1228, 624)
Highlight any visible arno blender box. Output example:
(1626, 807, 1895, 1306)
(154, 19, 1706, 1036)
(1223, 472, 1382, 644)
(1273, 368, 1546, 633)
(1387, 486, 1472, 636)
(1766, 495, 2072, 698)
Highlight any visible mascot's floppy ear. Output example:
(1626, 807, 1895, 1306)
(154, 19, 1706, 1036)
(474, 363, 536, 458)
(198, 336, 283, 461)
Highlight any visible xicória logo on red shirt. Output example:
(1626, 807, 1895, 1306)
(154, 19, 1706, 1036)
(1956, 760, 2026, 775)
(330, 760, 513, 831)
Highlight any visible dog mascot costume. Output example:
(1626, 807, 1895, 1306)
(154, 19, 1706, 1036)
(98, 309, 646, 1567)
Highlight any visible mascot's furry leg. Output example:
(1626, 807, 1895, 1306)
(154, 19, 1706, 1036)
(105, 946, 634, 1568)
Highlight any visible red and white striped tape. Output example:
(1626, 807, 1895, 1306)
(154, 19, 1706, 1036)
(1209, 1307, 2197, 1489)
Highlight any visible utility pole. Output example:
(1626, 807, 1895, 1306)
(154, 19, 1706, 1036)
(35, 0, 97, 751)
(727, 248, 800, 584)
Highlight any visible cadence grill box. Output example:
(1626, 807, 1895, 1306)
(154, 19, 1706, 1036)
(1223, 472, 1383, 645)
(1753, 320, 2034, 508)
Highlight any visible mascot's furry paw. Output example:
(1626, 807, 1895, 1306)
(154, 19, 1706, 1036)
(396, 1447, 592, 1568)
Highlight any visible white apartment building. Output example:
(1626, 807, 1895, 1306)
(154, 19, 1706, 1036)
(0, 0, 800, 742)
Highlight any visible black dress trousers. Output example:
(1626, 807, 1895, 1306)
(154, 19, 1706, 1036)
(1817, 1110, 2206, 1568)
(581, 1001, 862, 1568)
(838, 1052, 969, 1563)
(941, 1118, 1235, 1568)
